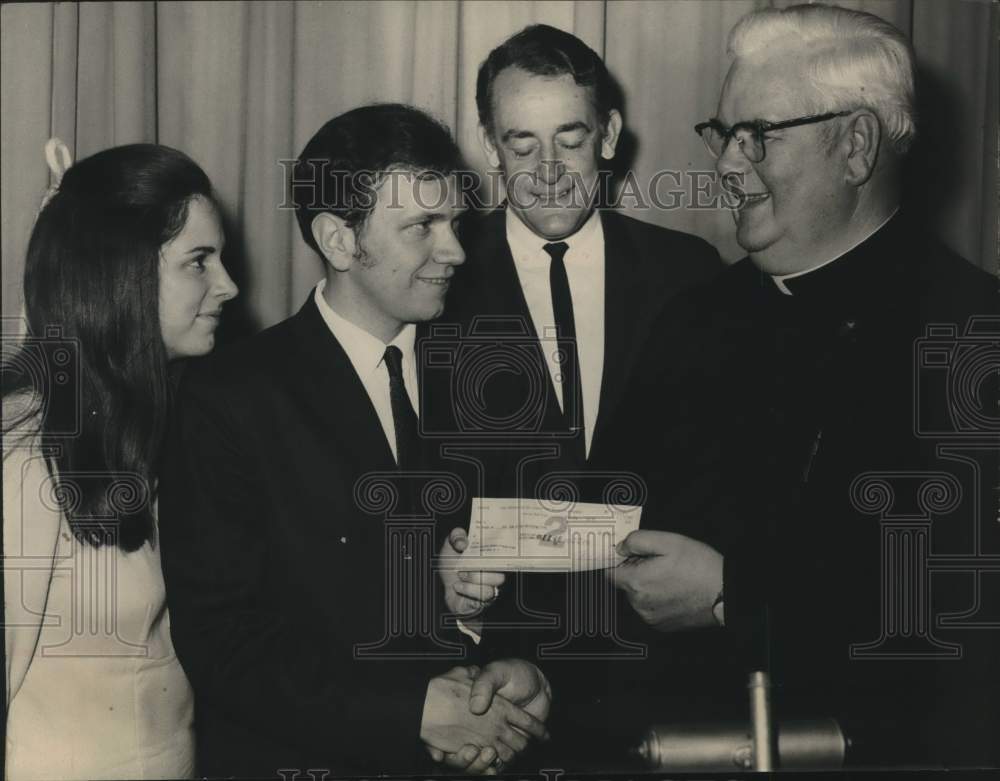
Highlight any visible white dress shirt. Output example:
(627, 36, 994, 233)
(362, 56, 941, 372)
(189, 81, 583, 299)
(315, 282, 480, 645)
(506, 208, 605, 457)
(313, 279, 417, 463)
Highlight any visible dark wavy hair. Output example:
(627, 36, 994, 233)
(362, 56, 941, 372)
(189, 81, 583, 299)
(475, 24, 619, 136)
(291, 103, 464, 257)
(2, 144, 214, 551)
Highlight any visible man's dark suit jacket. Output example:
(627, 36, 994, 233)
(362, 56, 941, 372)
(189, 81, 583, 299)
(434, 208, 721, 474)
(625, 214, 1000, 767)
(159, 297, 475, 777)
(420, 207, 725, 766)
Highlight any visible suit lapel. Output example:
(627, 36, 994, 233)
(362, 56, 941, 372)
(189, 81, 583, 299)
(288, 297, 397, 473)
(475, 210, 537, 336)
(592, 211, 645, 456)
(472, 210, 566, 433)
(464, 209, 654, 460)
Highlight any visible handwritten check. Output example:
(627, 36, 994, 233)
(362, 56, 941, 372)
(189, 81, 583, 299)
(446, 497, 642, 572)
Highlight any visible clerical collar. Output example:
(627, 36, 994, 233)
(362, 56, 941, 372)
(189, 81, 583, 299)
(770, 207, 900, 296)
(505, 206, 601, 264)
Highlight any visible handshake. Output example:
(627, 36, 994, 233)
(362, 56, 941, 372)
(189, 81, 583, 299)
(420, 659, 552, 774)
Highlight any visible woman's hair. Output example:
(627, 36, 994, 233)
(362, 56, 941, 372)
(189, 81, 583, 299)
(3, 143, 214, 551)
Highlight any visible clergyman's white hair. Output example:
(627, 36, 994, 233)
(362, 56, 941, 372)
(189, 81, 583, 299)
(728, 3, 916, 153)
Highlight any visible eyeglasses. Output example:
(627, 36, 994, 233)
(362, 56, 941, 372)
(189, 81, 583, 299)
(693, 111, 853, 163)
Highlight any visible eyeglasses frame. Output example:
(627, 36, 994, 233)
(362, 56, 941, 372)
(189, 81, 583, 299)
(693, 110, 854, 162)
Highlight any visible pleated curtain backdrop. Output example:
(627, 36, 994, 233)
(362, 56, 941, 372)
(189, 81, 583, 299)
(2, 0, 997, 334)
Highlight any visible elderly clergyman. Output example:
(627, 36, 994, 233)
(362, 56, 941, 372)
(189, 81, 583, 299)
(615, 3, 998, 768)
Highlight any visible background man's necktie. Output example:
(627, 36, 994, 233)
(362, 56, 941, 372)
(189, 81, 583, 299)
(544, 241, 585, 464)
(383, 345, 420, 471)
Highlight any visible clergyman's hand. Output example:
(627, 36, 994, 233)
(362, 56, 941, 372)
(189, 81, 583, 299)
(610, 530, 723, 632)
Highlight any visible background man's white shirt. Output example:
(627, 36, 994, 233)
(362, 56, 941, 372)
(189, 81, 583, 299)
(506, 208, 605, 458)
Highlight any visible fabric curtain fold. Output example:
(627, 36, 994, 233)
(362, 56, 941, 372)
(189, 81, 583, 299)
(2, 0, 995, 333)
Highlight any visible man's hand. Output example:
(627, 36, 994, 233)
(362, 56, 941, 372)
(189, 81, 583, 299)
(439, 527, 505, 621)
(469, 659, 552, 724)
(610, 530, 723, 632)
(427, 743, 504, 775)
(427, 667, 499, 773)
(420, 666, 547, 770)
(425, 661, 552, 774)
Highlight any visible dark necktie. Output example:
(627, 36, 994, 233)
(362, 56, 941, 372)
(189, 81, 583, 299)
(544, 241, 585, 463)
(383, 345, 420, 470)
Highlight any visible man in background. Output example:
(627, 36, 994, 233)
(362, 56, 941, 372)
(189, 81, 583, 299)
(426, 24, 724, 768)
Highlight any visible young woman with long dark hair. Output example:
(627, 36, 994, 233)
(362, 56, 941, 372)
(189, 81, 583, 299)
(3, 142, 237, 779)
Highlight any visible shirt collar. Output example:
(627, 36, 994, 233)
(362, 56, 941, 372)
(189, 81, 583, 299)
(313, 279, 416, 377)
(771, 207, 900, 295)
(505, 207, 602, 267)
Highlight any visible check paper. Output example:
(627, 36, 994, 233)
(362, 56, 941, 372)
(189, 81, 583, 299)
(449, 497, 642, 572)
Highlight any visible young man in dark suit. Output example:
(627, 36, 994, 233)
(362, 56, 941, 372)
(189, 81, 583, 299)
(615, 4, 999, 768)
(158, 104, 551, 777)
(424, 25, 724, 769)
